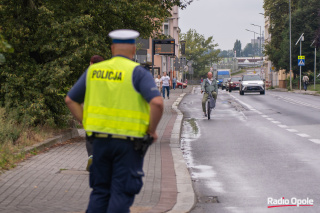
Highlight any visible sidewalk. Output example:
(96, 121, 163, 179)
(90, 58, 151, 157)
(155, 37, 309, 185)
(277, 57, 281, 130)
(0, 87, 195, 213)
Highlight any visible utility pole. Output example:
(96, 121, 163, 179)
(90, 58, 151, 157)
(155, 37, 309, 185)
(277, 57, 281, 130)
(289, 0, 292, 90)
(311, 39, 317, 90)
(295, 33, 304, 91)
(251, 24, 262, 56)
(246, 29, 259, 73)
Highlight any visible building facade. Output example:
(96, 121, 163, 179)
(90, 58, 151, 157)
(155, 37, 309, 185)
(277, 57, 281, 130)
(137, 6, 181, 82)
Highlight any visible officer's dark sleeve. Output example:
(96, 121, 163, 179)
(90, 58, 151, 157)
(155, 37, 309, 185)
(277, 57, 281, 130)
(67, 69, 87, 103)
(133, 66, 161, 103)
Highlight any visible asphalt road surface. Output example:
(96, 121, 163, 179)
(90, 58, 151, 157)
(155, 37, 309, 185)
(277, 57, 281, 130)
(179, 86, 320, 213)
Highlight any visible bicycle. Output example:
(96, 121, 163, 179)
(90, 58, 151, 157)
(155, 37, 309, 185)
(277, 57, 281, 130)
(206, 92, 215, 120)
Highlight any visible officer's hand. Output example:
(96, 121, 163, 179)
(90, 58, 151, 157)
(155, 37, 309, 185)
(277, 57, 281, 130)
(148, 131, 158, 143)
(201, 90, 203, 94)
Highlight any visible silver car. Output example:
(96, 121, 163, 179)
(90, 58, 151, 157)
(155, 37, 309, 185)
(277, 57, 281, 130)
(239, 75, 265, 95)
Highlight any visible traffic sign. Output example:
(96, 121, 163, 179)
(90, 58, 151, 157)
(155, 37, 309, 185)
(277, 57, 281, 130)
(298, 55, 305, 66)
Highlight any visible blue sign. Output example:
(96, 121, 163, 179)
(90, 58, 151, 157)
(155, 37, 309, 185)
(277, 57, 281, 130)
(298, 59, 305, 66)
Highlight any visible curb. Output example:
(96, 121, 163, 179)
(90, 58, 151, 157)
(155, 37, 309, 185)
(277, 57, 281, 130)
(23, 128, 79, 153)
(167, 87, 195, 213)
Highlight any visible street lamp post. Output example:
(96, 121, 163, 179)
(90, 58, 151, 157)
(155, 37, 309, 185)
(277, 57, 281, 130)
(246, 29, 259, 73)
(251, 24, 262, 56)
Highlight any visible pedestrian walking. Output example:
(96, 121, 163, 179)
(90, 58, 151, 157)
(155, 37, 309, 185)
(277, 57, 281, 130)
(85, 55, 105, 172)
(65, 29, 164, 213)
(200, 77, 203, 85)
(303, 75, 309, 91)
(172, 76, 177, 90)
(155, 74, 161, 92)
(160, 72, 171, 99)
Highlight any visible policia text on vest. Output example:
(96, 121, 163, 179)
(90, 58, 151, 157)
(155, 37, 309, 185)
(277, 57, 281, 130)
(91, 70, 123, 82)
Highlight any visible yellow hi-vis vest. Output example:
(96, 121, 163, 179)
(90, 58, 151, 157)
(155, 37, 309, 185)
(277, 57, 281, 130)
(82, 56, 150, 138)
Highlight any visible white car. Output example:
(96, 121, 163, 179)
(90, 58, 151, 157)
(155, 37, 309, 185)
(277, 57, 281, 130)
(239, 75, 265, 95)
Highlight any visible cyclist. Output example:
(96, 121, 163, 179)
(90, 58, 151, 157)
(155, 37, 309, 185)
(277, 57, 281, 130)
(201, 71, 218, 117)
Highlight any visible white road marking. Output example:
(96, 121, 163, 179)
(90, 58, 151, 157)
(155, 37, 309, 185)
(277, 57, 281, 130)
(286, 129, 298, 133)
(272, 121, 281, 124)
(297, 133, 310, 138)
(309, 139, 320, 144)
(227, 92, 320, 145)
(269, 93, 320, 110)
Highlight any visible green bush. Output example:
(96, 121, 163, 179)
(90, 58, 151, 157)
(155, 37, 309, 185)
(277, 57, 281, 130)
(0, 108, 21, 145)
(0, 1, 188, 127)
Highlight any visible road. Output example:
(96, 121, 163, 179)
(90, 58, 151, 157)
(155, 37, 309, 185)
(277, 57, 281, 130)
(179, 86, 320, 213)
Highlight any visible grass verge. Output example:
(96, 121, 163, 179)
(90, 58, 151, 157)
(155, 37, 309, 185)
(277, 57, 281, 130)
(0, 108, 70, 171)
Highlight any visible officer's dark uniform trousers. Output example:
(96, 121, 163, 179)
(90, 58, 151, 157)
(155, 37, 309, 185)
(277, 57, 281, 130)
(86, 137, 144, 213)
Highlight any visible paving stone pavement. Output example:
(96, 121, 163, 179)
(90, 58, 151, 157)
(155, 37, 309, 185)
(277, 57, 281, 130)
(0, 87, 193, 213)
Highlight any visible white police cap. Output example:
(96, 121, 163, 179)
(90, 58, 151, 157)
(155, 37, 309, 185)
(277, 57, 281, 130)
(108, 29, 140, 44)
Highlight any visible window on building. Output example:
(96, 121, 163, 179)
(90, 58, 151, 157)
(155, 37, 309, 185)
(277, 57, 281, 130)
(163, 21, 169, 36)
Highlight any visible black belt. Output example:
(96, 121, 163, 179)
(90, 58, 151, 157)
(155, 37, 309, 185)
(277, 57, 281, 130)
(93, 133, 136, 141)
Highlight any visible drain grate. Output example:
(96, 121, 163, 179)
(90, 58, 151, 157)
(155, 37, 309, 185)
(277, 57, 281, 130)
(198, 196, 219, 203)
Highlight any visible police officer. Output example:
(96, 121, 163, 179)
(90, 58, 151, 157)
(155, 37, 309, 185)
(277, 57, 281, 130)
(65, 29, 163, 213)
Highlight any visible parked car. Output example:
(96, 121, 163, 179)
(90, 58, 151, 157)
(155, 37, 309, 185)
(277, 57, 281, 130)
(176, 80, 187, 89)
(221, 78, 229, 90)
(239, 75, 265, 95)
(226, 77, 241, 92)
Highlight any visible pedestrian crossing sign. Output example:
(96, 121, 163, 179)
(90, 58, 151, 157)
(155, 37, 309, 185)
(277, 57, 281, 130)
(298, 56, 305, 66)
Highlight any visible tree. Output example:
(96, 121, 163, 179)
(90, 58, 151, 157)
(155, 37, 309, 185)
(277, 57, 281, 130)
(0, 33, 14, 64)
(243, 43, 253, 57)
(0, 0, 193, 126)
(263, 0, 320, 74)
(233, 40, 242, 57)
(218, 50, 229, 58)
(180, 29, 220, 78)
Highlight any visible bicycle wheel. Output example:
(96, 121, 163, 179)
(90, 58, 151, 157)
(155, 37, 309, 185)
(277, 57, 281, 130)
(207, 101, 210, 120)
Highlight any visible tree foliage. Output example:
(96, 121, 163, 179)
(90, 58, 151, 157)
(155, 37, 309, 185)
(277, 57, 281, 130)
(180, 29, 220, 77)
(263, 0, 320, 73)
(243, 43, 253, 57)
(0, 32, 14, 64)
(0, 0, 192, 126)
(233, 40, 242, 57)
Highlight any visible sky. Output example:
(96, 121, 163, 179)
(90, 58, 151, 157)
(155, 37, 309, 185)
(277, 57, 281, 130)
(179, 0, 265, 51)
